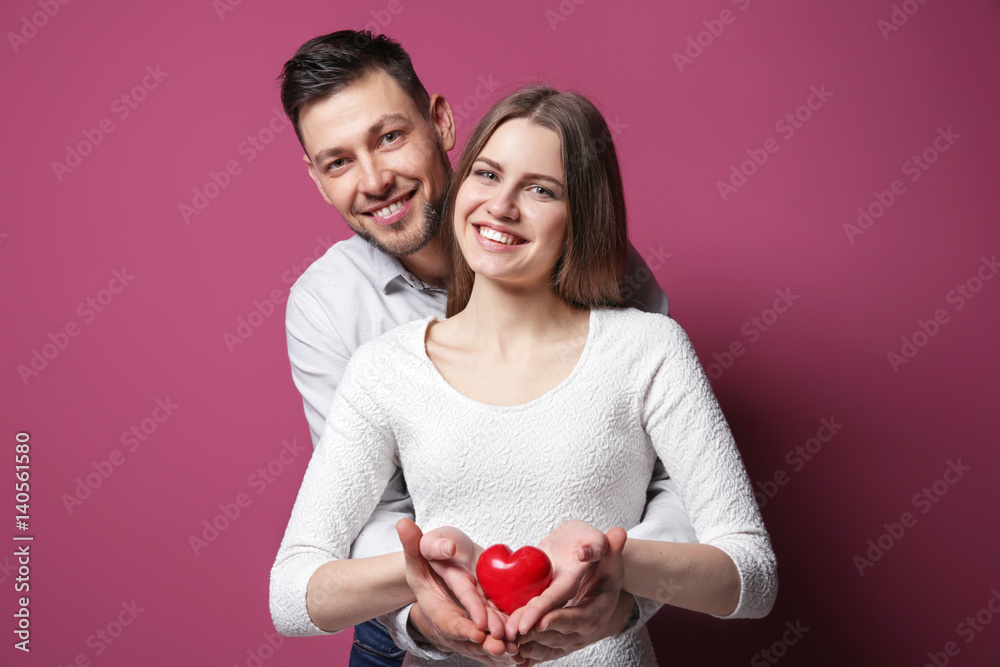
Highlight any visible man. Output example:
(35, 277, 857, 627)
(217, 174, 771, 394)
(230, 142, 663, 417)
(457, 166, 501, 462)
(276, 30, 697, 666)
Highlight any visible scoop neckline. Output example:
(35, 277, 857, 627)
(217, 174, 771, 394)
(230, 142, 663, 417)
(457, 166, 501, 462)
(418, 308, 598, 412)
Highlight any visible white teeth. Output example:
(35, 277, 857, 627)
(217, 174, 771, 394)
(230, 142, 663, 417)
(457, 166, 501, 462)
(477, 225, 519, 246)
(374, 201, 403, 218)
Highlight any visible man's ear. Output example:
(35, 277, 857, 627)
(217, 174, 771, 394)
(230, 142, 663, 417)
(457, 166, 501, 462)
(304, 154, 334, 206)
(428, 93, 456, 153)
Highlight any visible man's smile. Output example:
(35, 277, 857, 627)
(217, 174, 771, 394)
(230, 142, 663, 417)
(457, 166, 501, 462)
(362, 189, 417, 226)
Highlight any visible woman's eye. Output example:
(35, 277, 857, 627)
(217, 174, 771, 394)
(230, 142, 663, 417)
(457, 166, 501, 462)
(530, 185, 554, 197)
(476, 170, 498, 181)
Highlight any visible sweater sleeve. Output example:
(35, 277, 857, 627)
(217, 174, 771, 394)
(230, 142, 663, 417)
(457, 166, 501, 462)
(639, 317, 777, 619)
(269, 345, 399, 636)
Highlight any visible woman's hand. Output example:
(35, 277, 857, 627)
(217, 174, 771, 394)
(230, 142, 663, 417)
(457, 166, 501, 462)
(504, 520, 624, 641)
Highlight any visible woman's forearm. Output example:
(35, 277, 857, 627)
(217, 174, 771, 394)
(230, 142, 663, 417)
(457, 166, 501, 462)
(305, 551, 416, 633)
(622, 539, 741, 617)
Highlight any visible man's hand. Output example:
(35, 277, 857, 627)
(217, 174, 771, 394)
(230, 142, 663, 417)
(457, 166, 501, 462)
(420, 526, 510, 644)
(397, 520, 521, 664)
(505, 523, 631, 659)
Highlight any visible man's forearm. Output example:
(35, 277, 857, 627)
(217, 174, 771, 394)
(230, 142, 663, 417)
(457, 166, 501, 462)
(306, 551, 416, 633)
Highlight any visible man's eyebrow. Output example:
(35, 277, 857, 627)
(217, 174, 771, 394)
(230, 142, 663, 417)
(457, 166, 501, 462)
(311, 114, 413, 165)
(474, 156, 564, 189)
(370, 113, 411, 137)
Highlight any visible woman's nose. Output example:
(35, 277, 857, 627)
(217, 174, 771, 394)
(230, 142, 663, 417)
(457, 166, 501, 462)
(486, 188, 519, 220)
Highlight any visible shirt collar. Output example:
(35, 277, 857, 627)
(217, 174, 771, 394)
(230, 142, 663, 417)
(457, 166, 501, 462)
(369, 245, 446, 294)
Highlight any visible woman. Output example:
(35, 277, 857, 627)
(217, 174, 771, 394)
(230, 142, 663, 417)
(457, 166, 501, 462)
(270, 86, 777, 666)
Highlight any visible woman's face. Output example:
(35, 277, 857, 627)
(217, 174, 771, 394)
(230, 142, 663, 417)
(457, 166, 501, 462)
(453, 118, 567, 289)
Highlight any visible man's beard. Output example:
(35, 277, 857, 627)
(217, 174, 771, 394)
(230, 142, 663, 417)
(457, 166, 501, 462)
(355, 147, 453, 258)
(356, 192, 445, 258)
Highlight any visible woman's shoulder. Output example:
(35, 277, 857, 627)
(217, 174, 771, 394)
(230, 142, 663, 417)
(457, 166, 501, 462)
(596, 306, 689, 343)
(592, 307, 699, 372)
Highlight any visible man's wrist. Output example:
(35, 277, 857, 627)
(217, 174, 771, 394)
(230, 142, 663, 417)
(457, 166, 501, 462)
(407, 604, 436, 650)
(617, 592, 641, 635)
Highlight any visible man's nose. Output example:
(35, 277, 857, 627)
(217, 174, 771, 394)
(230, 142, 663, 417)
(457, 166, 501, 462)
(357, 156, 392, 196)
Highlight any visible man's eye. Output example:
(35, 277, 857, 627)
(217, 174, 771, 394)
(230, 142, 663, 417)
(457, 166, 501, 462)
(326, 159, 346, 172)
(383, 132, 401, 144)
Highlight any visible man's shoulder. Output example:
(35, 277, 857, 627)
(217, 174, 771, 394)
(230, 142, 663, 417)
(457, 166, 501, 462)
(623, 242, 670, 317)
(290, 235, 385, 297)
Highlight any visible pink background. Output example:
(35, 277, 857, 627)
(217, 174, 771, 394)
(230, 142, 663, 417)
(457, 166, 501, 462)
(3, 0, 999, 665)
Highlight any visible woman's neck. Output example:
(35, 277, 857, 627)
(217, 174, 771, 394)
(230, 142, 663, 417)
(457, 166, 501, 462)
(450, 276, 589, 355)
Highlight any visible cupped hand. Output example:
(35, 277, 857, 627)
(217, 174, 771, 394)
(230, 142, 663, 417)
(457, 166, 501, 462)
(397, 520, 519, 661)
(516, 527, 633, 661)
(420, 525, 511, 651)
(504, 519, 612, 640)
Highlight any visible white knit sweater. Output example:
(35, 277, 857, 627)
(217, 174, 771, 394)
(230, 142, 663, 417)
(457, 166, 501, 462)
(270, 307, 777, 666)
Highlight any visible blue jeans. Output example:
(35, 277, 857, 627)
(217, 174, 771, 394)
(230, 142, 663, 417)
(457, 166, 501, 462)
(350, 619, 406, 666)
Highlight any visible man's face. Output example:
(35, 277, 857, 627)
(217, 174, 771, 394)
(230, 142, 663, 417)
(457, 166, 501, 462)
(299, 69, 454, 257)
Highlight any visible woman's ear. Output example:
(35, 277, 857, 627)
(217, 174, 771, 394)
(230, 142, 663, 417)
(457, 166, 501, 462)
(428, 94, 456, 153)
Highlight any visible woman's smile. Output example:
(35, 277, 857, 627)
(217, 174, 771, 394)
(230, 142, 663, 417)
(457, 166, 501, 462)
(455, 118, 567, 282)
(473, 223, 528, 249)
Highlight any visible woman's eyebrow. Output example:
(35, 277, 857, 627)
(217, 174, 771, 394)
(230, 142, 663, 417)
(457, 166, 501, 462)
(475, 156, 504, 173)
(475, 156, 563, 188)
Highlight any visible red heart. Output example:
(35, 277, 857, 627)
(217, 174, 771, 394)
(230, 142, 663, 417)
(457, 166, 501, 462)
(476, 544, 553, 615)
